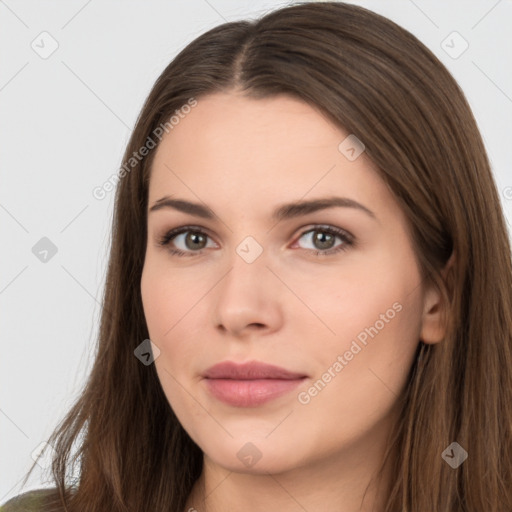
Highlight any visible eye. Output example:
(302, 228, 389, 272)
(157, 224, 354, 258)
(293, 225, 354, 256)
(157, 226, 216, 257)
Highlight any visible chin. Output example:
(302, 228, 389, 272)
(196, 434, 304, 473)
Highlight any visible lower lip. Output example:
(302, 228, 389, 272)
(203, 378, 306, 407)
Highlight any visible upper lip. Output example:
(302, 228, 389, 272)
(202, 361, 307, 380)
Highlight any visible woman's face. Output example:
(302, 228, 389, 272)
(141, 92, 441, 475)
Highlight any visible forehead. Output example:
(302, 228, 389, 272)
(153, 92, 344, 160)
(147, 92, 393, 220)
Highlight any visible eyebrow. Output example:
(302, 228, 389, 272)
(149, 196, 377, 222)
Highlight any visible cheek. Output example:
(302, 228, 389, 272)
(141, 269, 169, 342)
(302, 250, 420, 372)
(291, 280, 422, 453)
(322, 281, 417, 356)
(141, 267, 205, 428)
(141, 259, 199, 342)
(298, 257, 423, 416)
(141, 263, 207, 385)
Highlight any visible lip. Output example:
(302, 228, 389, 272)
(203, 361, 307, 380)
(202, 361, 308, 407)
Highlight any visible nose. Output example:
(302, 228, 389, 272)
(213, 248, 284, 339)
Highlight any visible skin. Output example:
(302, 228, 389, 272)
(140, 91, 448, 512)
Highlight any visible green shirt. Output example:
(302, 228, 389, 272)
(0, 488, 63, 511)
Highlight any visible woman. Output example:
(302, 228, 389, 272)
(3, 1, 511, 511)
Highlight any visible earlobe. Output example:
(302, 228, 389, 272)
(419, 251, 455, 344)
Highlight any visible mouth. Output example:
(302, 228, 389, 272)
(202, 361, 308, 407)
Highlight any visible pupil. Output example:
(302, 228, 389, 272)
(186, 232, 206, 250)
(315, 231, 334, 250)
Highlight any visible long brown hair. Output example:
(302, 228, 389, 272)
(11, 2, 512, 511)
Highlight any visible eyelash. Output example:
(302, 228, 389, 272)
(157, 224, 354, 258)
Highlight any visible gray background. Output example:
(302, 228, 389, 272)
(1, 0, 511, 501)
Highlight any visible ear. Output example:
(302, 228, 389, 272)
(419, 251, 455, 344)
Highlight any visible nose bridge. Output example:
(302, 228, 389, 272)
(212, 232, 282, 334)
(234, 234, 266, 266)
(222, 233, 269, 295)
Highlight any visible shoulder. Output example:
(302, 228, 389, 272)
(0, 488, 65, 512)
